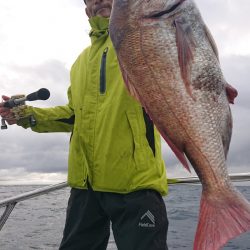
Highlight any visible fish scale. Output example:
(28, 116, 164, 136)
(110, 0, 250, 249)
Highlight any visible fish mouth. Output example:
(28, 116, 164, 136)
(146, 0, 186, 18)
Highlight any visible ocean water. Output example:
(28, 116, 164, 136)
(0, 184, 250, 250)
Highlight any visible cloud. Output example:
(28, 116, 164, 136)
(0, 168, 67, 185)
(0, 60, 71, 181)
(0, 126, 69, 172)
(0, 0, 90, 67)
(220, 55, 250, 169)
(196, 0, 250, 56)
(0, 0, 86, 184)
(0, 60, 70, 106)
(0, 0, 250, 184)
(221, 56, 250, 109)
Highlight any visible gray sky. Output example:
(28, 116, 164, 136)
(0, 0, 250, 184)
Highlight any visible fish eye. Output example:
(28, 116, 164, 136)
(149, 1, 183, 18)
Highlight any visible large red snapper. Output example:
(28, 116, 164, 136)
(109, 0, 250, 249)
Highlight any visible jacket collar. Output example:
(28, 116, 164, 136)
(89, 16, 109, 42)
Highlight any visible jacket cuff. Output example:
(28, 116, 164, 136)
(16, 106, 36, 129)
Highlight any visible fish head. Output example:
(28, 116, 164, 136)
(110, 0, 138, 50)
(111, 0, 190, 18)
(110, 0, 193, 50)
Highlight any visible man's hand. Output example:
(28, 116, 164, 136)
(0, 95, 17, 125)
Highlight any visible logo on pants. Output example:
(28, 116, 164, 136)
(138, 210, 155, 228)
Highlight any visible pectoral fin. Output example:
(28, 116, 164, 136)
(174, 17, 196, 99)
(157, 124, 191, 172)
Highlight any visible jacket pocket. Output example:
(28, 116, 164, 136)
(142, 108, 155, 156)
(126, 110, 146, 168)
(100, 47, 109, 94)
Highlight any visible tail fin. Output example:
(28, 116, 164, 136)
(194, 189, 250, 250)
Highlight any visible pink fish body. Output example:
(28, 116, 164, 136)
(110, 0, 250, 249)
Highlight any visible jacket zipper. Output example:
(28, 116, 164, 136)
(100, 47, 109, 94)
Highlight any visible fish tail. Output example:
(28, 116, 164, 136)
(194, 189, 250, 250)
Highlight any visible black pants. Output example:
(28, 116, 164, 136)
(59, 186, 168, 250)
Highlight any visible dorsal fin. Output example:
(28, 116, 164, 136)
(203, 24, 219, 60)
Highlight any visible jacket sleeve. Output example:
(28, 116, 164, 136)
(17, 86, 75, 133)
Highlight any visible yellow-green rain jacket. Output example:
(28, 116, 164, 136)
(18, 16, 168, 195)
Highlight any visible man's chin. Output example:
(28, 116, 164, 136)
(95, 8, 111, 18)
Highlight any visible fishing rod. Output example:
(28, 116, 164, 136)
(1, 88, 50, 129)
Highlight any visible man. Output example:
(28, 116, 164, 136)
(0, 0, 169, 249)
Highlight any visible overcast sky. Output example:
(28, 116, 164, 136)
(0, 0, 249, 184)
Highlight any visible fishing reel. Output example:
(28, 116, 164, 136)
(1, 94, 28, 130)
(1, 88, 50, 130)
